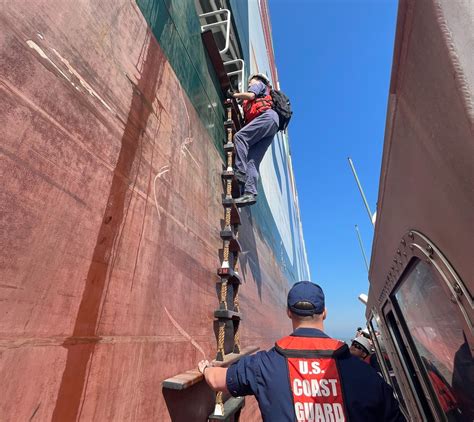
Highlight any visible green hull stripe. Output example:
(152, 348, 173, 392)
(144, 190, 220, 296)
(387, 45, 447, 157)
(136, 0, 225, 152)
(137, 1, 304, 282)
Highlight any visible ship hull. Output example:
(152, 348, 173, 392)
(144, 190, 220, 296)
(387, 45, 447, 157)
(0, 1, 294, 420)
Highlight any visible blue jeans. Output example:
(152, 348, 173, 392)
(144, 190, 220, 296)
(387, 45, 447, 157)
(234, 111, 279, 195)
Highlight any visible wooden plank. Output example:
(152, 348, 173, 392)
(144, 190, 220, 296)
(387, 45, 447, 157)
(162, 370, 203, 391)
(214, 309, 241, 320)
(162, 346, 259, 390)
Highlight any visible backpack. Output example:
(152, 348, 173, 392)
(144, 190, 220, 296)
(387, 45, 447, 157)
(270, 89, 292, 131)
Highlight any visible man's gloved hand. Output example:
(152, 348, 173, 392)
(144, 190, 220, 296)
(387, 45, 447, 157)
(226, 88, 235, 99)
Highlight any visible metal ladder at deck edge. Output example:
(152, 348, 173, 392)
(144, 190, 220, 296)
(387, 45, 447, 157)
(209, 99, 245, 422)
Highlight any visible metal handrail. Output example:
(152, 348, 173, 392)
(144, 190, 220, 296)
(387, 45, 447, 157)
(199, 9, 231, 55)
(224, 59, 245, 91)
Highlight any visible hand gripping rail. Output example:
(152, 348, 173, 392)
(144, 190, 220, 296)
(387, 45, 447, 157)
(224, 59, 245, 91)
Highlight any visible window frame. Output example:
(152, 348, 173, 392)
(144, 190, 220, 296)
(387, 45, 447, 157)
(368, 312, 411, 419)
(382, 301, 435, 421)
(382, 231, 473, 420)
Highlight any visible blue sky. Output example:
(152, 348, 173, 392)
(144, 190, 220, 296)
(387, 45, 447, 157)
(269, 0, 398, 339)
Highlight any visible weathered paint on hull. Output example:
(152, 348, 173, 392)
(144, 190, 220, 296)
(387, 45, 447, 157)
(0, 1, 292, 420)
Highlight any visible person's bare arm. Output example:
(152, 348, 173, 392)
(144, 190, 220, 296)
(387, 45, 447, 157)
(204, 367, 229, 392)
(198, 360, 229, 393)
(232, 92, 255, 101)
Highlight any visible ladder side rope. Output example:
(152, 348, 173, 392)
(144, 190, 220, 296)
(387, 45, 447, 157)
(212, 100, 244, 418)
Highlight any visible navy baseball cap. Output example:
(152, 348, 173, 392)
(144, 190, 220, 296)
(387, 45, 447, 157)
(287, 281, 325, 316)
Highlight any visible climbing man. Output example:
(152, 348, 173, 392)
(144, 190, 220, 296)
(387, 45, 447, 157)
(198, 281, 406, 421)
(228, 73, 279, 207)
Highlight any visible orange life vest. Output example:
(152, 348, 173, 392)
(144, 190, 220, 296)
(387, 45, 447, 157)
(427, 369, 458, 412)
(242, 87, 273, 124)
(275, 336, 349, 422)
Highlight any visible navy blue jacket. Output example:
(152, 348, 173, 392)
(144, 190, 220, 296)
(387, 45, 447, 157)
(226, 328, 405, 421)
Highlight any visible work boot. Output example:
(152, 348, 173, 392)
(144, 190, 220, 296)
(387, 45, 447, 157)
(234, 193, 257, 207)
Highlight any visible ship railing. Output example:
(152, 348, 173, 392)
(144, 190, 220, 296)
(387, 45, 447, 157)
(199, 9, 232, 55)
(224, 59, 245, 91)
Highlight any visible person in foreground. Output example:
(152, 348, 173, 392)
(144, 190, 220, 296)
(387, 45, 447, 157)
(198, 281, 406, 422)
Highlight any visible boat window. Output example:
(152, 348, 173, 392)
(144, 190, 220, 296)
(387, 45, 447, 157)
(385, 309, 435, 420)
(369, 317, 407, 412)
(394, 260, 474, 421)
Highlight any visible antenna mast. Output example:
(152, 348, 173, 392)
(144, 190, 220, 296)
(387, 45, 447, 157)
(355, 224, 369, 272)
(348, 157, 375, 226)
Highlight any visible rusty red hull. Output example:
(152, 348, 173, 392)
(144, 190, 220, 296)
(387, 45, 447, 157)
(0, 1, 292, 420)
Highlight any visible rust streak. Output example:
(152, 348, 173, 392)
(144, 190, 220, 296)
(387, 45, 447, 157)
(0, 284, 23, 290)
(51, 31, 166, 421)
(0, 335, 203, 349)
(129, 116, 161, 291)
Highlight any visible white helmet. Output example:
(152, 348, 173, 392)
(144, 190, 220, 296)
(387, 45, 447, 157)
(248, 73, 270, 86)
(351, 336, 372, 355)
